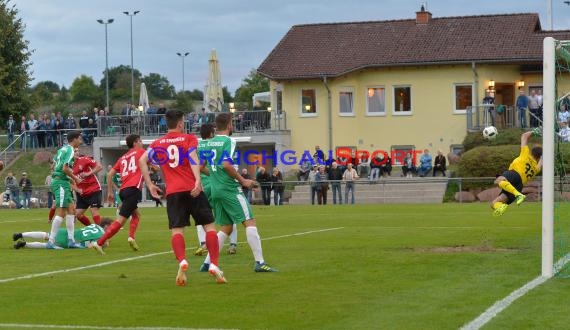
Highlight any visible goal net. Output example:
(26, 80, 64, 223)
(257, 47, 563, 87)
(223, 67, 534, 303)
(544, 37, 570, 278)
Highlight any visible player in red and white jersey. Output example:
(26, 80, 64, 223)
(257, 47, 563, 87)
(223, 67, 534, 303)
(91, 134, 146, 254)
(72, 153, 103, 226)
(139, 109, 226, 286)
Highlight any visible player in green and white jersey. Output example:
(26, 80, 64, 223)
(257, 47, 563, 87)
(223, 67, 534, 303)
(194, 123, 239, 256)
(200, 113, 276, 272)
(48, 131, 84, 249)
(13, 218, 112, 249)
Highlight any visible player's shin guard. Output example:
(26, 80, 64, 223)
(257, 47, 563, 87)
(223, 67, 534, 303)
(65, 215, 76, 241)
(171, 233, 186, 263)
(205, 231, 220, 266)
(229, 224, 238, 245)
(498, 180, 522, 196)
(97, 220, 122, 246)
(77, 214, 91, 226)
(129, 215, 139, 239)
(93, 215, 101, 225)
(246, 226, 264, 263)
(49, 216, 63, 243)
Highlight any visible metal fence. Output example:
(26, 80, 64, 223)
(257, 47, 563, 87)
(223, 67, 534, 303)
(97, 111, 287, 137)
(467, 105, 543, 131)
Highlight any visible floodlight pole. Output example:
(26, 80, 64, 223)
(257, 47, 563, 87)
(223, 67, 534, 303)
(97, 18, 114, 110)
(123, 10, 140, 106)
(176, 52, 190, 92)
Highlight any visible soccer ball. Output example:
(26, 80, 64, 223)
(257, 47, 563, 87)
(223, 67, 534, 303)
(483, 126, 498, 140)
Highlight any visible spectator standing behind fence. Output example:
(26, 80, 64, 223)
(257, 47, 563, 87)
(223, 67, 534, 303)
(297, 159, 311, 182)
(28, 114, 39, 149)
(19, 115, 28, 150)
(79, 111, 90, 144)
(20, 172, 32, 209)
(528, 90, 541, 128)
(6, 114, 16, 150)
(516, 90, 529, 128)
(65, 113, 77, 131)
(271, 167, 284, 205)
(256, 166, 271, 205)
(343, 163, 358, 204)
(5, 172, 20, 209)
(328, 162, 343, 204)
(432, 150, 447, 177)
(417, 149, 433, 177)
(482, 91, 495, 127)
(37, 114, 46, 148)
(315, 165, 329, 205)
(308, 165, 318, 204)
(241, 168, 252, 203)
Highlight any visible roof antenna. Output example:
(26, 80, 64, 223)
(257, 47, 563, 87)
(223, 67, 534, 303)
(420, 2, 427, 12)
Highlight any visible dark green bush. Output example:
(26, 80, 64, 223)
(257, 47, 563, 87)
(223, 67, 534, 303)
(462, 128, 527, 152)
(457, 145, 520, 178)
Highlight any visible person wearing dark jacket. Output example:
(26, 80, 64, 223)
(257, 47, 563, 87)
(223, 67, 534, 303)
(433, 150, 447, 177)
(19, 172, 32, 209)
(256, 167, 272, 205)
(328, 162, 343, 204)
(270, 167, 284, 205)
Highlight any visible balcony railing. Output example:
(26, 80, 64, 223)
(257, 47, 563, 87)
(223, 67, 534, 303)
(97, 111, 288, 137)
(466, 105, 542, 131)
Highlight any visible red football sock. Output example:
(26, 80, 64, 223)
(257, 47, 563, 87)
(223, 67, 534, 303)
(48, 208, 55, 221)
(93, 215, 101, 225)
(77, 214, 91, 226)
(205, 230, 220, 266)
(129, 215, 139, 239)
(171, 233, 186, 263)
(97, 220, 122, 246)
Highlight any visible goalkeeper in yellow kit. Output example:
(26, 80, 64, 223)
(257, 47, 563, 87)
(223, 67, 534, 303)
(491, 130, 542, 217)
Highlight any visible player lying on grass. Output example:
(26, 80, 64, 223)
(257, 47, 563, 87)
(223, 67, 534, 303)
(13, 218, 112, 249)
(491, 129, 542, 217)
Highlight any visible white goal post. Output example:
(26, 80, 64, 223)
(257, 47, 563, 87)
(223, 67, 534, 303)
(542, 37, 555, 278)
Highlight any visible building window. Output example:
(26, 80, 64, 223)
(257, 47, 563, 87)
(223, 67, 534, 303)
(454, 84, 473, 113)
(391, 145, 416, 166)
(366, 87, 385, 116)
(339, 88, 354, 116)
(301, 89, 316, 115)
(276, 90, 283, 115)
(394, 86, 412, 114)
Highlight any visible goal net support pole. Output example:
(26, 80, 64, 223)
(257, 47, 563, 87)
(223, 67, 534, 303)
(542, 37, 555, 278)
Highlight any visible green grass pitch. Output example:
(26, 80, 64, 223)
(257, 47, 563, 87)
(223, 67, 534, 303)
(1, 203, 569, 329)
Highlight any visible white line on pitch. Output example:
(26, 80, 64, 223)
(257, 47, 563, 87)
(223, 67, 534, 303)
(460, 253, 570, 330)
(0, 227, 344, 284)
(0, 324, 233, 330)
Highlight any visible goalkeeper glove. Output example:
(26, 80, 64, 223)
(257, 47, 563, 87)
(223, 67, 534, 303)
(531, 127, 542, 137)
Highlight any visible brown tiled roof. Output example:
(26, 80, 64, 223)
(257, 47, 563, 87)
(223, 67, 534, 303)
(258, 13, 570, 80)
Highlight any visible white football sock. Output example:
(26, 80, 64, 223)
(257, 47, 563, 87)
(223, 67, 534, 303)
(230, 224, 238, 245)
(196, 225, 206, 245)
(246, 226, 264, 264)
(65, 215, 75, 241)
(22, 232, 48, 240)
(49, 216, 63, 244)
(27, 242, 47, 249)
(203, 231, 228, 265)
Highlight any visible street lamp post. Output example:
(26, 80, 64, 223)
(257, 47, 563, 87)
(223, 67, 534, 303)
(176, 52, 190, 92)
(123, 10, 140, 106)
(97, 18, 114, 110)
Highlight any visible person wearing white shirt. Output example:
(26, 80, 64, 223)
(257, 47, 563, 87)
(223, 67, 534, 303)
(342, 163, 359, 204)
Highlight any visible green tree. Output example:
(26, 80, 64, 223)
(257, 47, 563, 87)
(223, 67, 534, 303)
(142, 73, 175, 99)
(29, 80, 60, 106)
(0, 0, 32, 119)
(185, 88, 203, 101)
(222, 86, 233, 103)
(172, 91, 195, 112)
(69, 75, 101, 102)
(102, 65, 142, 101)
(234, 69, 269, 109)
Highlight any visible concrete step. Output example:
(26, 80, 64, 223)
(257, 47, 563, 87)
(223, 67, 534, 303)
(288, 178, 448, 204)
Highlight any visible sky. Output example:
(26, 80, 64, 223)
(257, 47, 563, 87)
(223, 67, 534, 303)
(13, 0, 570, 96)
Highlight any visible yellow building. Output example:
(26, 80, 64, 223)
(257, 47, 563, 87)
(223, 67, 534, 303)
(257, 9, 570, 166)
